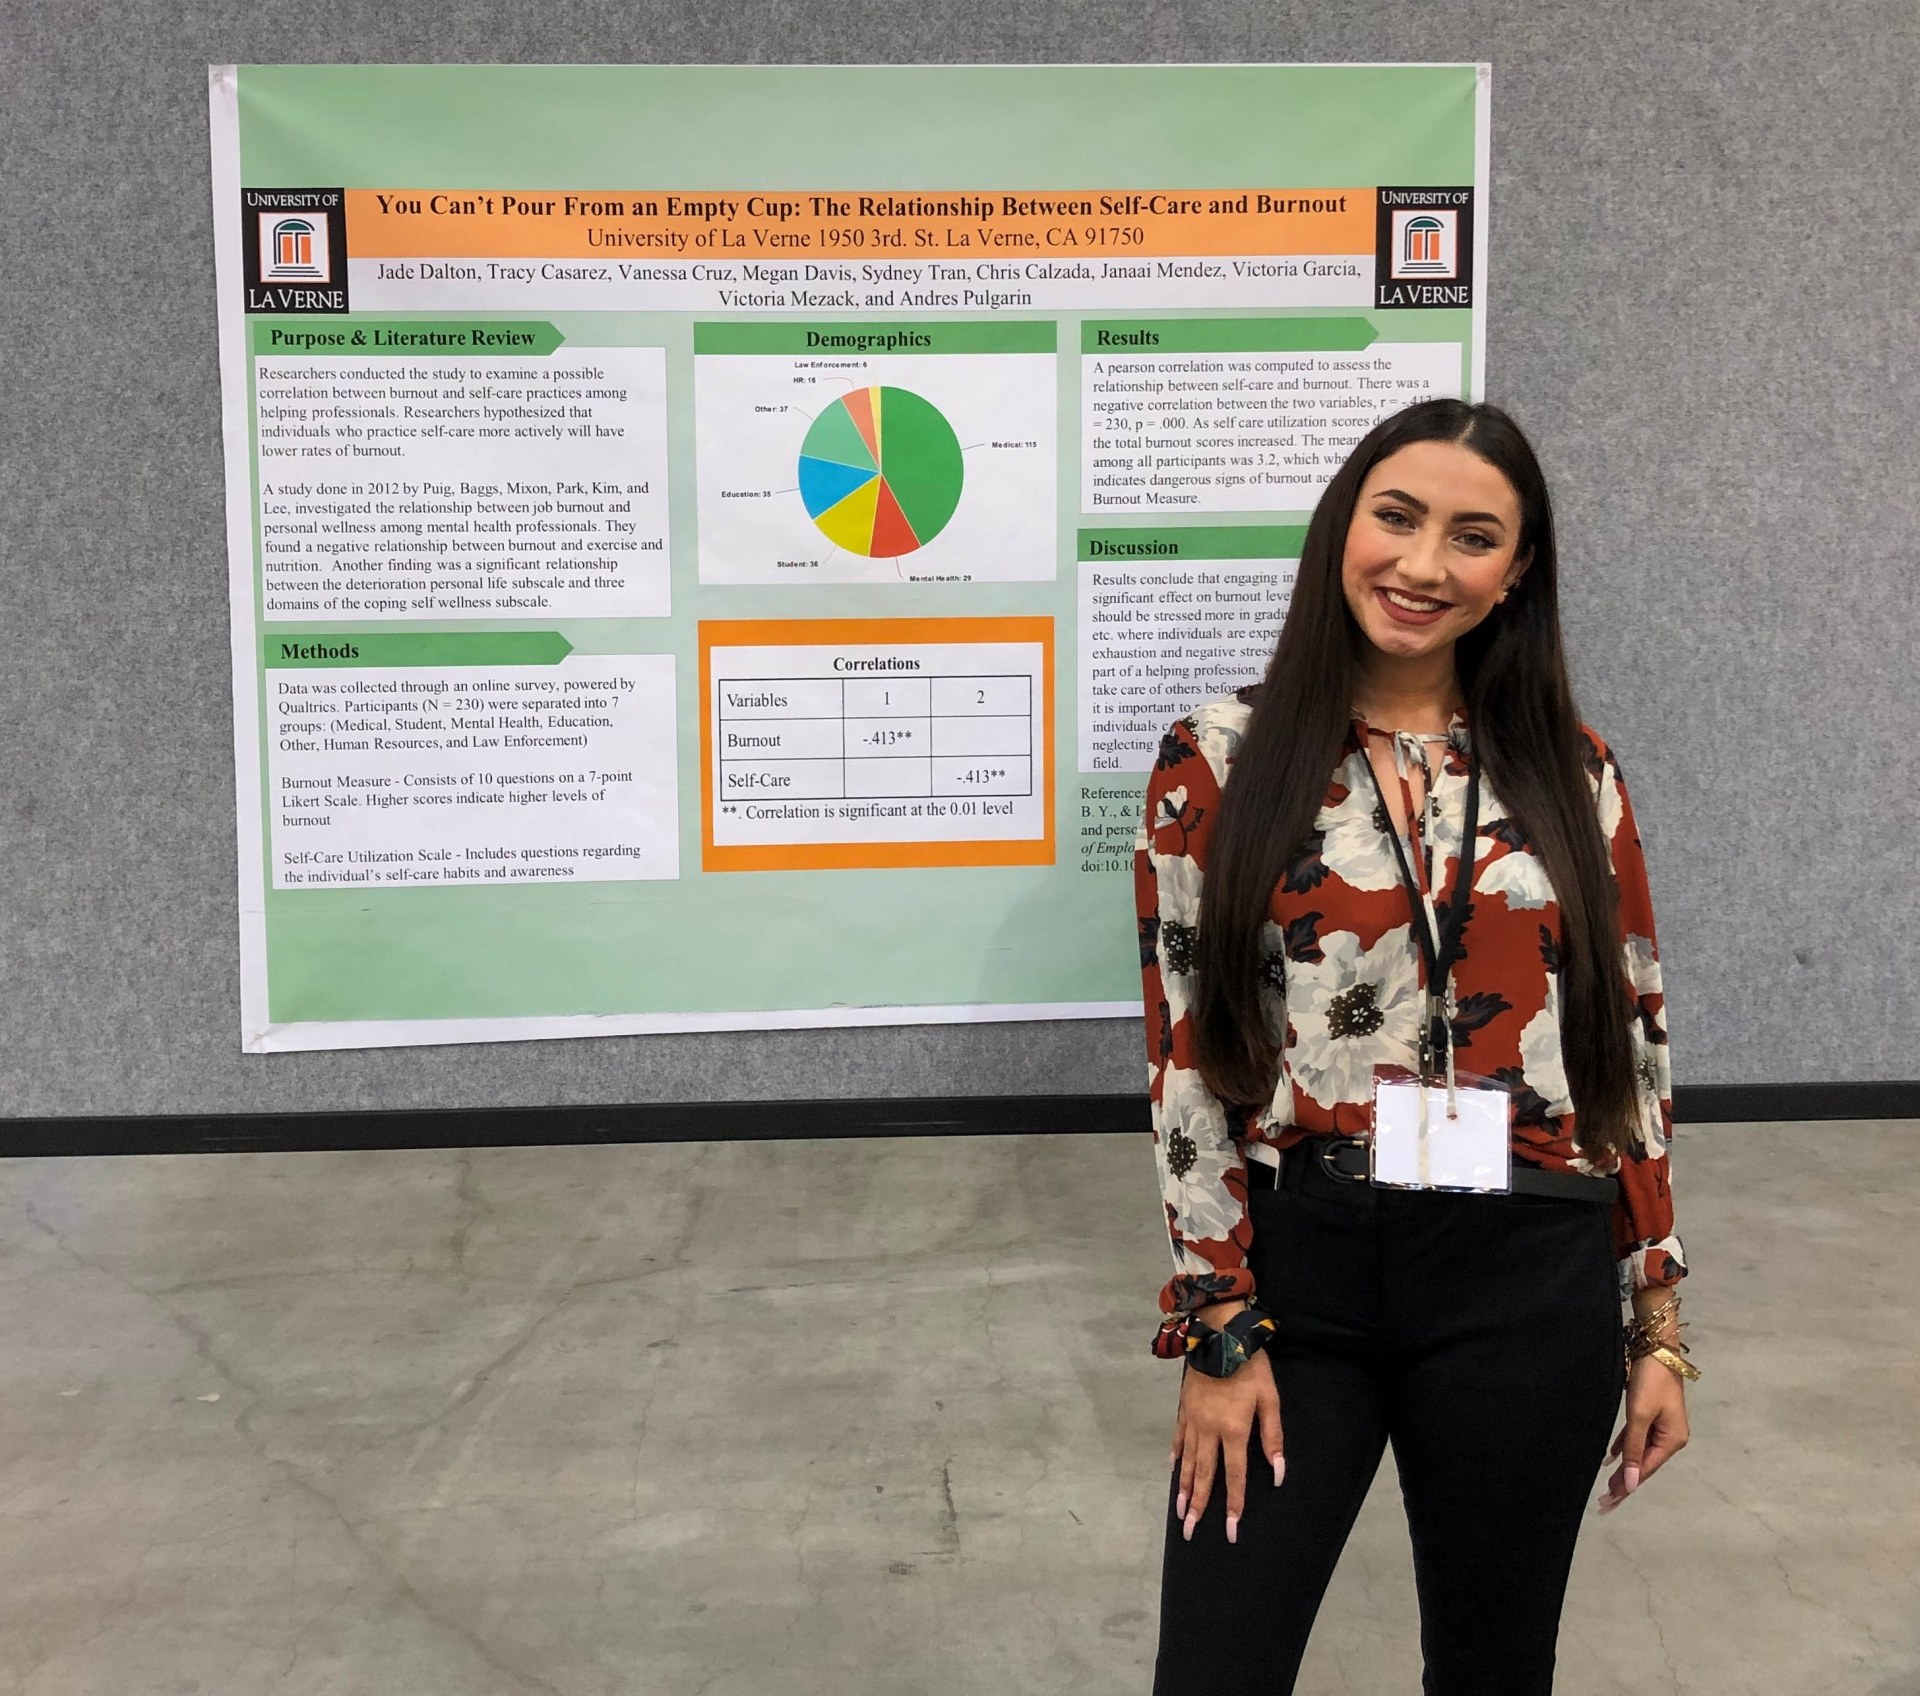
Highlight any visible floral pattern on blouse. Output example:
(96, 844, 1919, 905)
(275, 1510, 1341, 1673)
(1134, 688, 1686, 1358)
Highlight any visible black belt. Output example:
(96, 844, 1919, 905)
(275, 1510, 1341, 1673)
(1248, 1135, 1618, 1205)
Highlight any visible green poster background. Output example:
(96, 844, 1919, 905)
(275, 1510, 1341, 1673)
(227, 63, 1484, 1031)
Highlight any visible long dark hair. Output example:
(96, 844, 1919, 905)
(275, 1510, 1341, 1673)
(1191, 398, 1640, 1162)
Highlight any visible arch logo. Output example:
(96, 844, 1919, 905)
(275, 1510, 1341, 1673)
(240, 187, 348, 313)
(1374, 187, 1475, 309)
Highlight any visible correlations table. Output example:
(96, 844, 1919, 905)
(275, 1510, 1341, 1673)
(700, 617, 1055, 871)
(717, 673, 1033, 802)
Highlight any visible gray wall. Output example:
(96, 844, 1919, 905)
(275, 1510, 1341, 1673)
(5, 3, 1915, 1116)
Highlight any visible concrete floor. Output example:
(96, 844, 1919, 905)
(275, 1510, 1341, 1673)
(0, 1121, 1913, 1695)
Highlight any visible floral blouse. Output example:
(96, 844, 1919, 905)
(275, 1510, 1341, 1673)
(1134, 687, 1686, 1359)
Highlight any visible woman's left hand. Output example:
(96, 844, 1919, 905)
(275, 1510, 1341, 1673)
(1596, 1359, 1689, 1513)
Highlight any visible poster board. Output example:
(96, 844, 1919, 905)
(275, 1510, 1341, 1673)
(209, 62, 1490, 1051)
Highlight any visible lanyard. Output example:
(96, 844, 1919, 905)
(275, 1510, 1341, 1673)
(1356, 731, 1481, 1086)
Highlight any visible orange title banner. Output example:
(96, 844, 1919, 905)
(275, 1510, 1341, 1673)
(345, 189, 1374, 262)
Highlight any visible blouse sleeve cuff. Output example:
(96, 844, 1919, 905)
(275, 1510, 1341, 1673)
(1150, 1267, 1259, 1359)
(1622, 1236, 1688, 1293)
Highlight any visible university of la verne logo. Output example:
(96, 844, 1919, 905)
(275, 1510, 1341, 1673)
(260, 213, 330, 283)
(1390, 210, 1458, 280)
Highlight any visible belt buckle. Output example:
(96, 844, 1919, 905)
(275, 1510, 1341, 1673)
(1316, 1136, 1371, 1184)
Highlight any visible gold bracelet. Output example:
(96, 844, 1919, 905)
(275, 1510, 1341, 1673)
(1638, 1342, 1701, 1382)
(1626, 1315, 1688, 1352)
(1621, 1287, 1698, 1380)
(1625, 1292, 1685, 1351)
(1626, 1323, 1690, 1359)
(1629, 1291, 1681, 1330)
(1624, 1331, 1699, 1382)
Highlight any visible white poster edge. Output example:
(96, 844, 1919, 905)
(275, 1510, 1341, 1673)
(244, 999, 1145, 1054)
(208, 65, 274, 1055)
(1471, 62, 1492, 401)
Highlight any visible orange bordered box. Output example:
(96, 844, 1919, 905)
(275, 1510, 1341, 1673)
(700, 617, 1055, 873)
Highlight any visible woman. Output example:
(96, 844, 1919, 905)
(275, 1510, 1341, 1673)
(1134, 399, 1694, 1696)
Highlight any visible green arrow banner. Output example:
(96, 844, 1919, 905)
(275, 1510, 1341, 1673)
(265, 632, 574, 668)
(251, 320, 567, 356)
(1077, 524, 1310, 561)
(1081, 317, 1378, 354)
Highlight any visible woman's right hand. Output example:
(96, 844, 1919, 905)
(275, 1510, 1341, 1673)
(1170, 1307, 1286, 1546)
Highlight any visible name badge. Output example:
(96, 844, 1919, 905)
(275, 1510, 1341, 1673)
(1370, 1073, 1512, 1192)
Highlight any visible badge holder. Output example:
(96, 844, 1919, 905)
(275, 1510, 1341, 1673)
(1366, 991, 1513, 1194)
(1353, 733, 1509, 1193)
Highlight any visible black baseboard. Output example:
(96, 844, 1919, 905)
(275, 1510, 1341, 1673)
(1, 1081, 1914, 1159)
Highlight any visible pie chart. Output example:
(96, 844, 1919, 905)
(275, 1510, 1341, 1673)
(797, 386, 964, 558)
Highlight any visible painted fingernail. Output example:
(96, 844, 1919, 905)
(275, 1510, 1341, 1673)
(1226, 1512, 1239, 1544)
(1273, 1455, 1286, 1488)
(1624, 1464, 1641, 1493)
(1183, 1510, 1197, 1541)
(1176, 1489, 1188, 1519)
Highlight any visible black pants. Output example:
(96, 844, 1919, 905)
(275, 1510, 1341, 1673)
(1153, 1147, 1625, 1696)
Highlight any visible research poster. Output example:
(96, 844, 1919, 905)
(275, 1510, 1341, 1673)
(210, 63, 1490, 1051)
